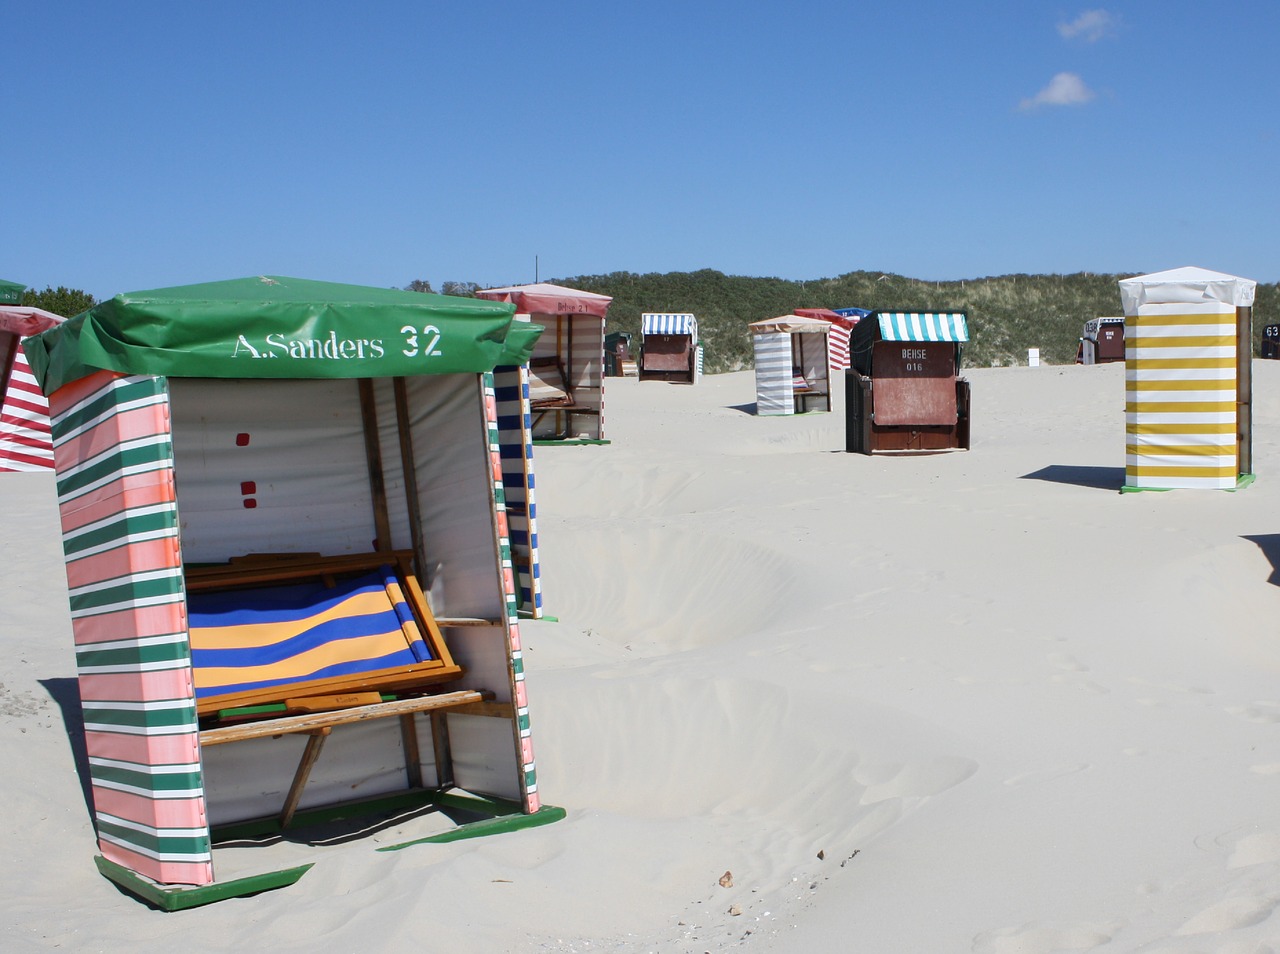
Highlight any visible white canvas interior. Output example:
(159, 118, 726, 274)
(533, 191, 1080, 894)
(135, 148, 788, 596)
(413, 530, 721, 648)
(167, 375, 522, 823)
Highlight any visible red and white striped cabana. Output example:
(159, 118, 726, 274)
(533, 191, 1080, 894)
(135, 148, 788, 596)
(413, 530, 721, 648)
(0, 305, 66, 471)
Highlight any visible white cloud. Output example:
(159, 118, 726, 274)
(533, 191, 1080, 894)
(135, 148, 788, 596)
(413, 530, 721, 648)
(1020, 72, 1096, 111)
(1057, 9, 1117, 42)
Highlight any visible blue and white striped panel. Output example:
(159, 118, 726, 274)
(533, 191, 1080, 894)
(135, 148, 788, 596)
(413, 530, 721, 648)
(493, 366, 542, 616)
(877, 313, 969, 343)
(753, 333, 793, 415)
(641, 313, 697, 337)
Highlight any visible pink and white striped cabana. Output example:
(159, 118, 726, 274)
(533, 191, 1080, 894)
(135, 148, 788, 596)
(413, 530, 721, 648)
(476, 283, 612, 442)
(0, 305, 66, 471)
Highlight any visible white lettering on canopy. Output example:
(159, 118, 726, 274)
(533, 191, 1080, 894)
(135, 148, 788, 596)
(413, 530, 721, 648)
(231, 332, 387, 360)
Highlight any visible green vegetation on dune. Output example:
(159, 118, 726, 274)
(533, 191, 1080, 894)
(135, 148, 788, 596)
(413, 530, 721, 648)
(543, 269, 1278, 373)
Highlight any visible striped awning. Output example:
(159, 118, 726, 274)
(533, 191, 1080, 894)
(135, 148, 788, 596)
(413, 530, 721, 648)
(876, 312, 968, 342)
(642, 313, 697, 336)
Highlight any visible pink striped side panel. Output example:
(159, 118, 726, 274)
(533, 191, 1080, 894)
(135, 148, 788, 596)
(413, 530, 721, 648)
(50, 371, 212, 886)
(0, 350, 55, 470)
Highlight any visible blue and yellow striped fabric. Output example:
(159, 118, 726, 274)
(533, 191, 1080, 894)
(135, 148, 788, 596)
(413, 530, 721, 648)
(189, 569, 432, 703)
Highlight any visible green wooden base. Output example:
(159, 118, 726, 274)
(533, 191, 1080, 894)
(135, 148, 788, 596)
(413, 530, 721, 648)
(1121, 473, 1255, 494)
(99, 789, 563, 908)
(378, 799, 566, 851)
(532, 438, 610, 446)
(94, 855, 313, 912)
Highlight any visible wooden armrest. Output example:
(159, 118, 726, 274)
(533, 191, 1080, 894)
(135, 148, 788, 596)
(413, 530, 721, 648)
(199, 689, 493, 745)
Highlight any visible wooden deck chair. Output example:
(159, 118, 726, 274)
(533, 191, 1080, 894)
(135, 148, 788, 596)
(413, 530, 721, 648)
(527, 354, 600, 437)
(527, 355, 575, 409)
(186, 550, 463, 717)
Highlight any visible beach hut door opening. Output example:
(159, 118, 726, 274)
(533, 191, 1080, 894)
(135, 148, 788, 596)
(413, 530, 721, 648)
(166, 375, 532, 825)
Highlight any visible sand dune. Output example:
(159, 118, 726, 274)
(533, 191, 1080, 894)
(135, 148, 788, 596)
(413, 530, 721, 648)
(7, 361, 1280, 952)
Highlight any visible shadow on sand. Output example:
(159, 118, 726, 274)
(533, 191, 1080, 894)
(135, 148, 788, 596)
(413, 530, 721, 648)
(1243, 535, 1280, 588)
(1020, 464, 1124, 492)
(39, 677, 94, 822)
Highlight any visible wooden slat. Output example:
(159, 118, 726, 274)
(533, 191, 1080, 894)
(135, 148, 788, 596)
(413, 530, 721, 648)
(435, 617, 504, 628)
(199, 690, 488, 745)
(448, 700, 515, 719)
(283, 692, 382, 713)
(429, 711, 454, 789)
(358, 378, 394, 552)
(186, 550, 417, 588)
(280, 728, 330, 827)
(399, 714, 423, 790)
(393, 377, 428, 575)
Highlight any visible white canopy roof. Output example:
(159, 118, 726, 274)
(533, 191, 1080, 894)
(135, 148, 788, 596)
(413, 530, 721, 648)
(749, 315, 832, 335)
(1119, 266, 1256, 313)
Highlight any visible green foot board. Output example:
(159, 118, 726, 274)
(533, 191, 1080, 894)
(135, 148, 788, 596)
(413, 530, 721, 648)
(378, 798, 566, 851)
(1121, 473, 1255, 493)
(94, 855, 313, 912)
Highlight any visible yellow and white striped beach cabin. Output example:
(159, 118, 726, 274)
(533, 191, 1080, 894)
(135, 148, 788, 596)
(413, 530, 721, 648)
(1119, 266, 1257, 491)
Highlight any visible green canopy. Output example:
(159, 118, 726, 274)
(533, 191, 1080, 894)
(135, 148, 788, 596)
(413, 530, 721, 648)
(25, 275, 542, 395)
(0, 279, 25, 304)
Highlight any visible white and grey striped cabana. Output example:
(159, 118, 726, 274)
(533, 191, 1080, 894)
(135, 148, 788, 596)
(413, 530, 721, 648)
(749, 315, 832, 416)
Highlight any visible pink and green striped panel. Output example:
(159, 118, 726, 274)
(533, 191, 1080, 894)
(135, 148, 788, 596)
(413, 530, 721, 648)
(50, 370, 213, 886)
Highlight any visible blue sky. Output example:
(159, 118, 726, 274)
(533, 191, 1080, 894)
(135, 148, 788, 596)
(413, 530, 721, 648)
(5, 1, 1277, 301)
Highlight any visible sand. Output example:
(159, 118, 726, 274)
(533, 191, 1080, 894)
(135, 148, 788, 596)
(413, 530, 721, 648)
(6, 361, 1280, 952)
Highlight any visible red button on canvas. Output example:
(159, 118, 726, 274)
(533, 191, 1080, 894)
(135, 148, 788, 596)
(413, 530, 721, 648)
(236, 433, 251, 446)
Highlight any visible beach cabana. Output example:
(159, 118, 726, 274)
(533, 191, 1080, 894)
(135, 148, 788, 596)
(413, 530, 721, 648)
(0, 278, 24, 305)
(1119, 266, 1257, 491)
(0, 304, 65, 471)
(476, 283, 612, 443)
(25, 276, 563, 908)
(1262, 324, 1280, 360)
(795, 307, 870, 371)
(1078, 317, 1125, 365)
(640, 313, 700, 384)
(749, 315, 832, 415)
(604, 331, 636, 377)
(845, 311, 971, 454)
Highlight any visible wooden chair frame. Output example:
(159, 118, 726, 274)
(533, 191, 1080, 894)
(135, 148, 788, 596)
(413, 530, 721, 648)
(527, 354, 599, 436)
(186, 549, 463, 717)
